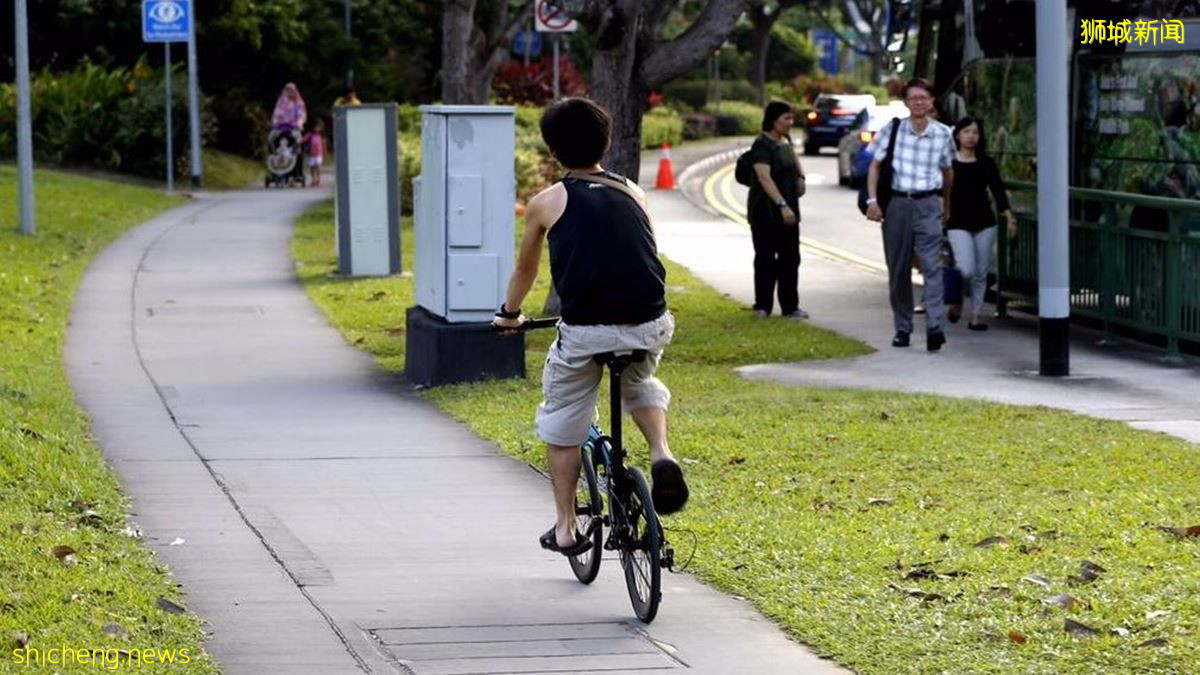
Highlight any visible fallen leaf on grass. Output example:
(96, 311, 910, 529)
(1042, 594, 1082, 611)
(1018, 544, 1042, 554)
(726, 456, 746, 465)
(1064, 619, 1100, 637)
(888, 583, 947, 602)
(813, 500, 836, 513)
(984, 585, 1012, 596)
(18, 426, 44, 440)
(156, 598, 186, 615)
(938, 533, 950, 542)
(365, 291, 387, 302)
(879, 411, 893, 420)
(1112, 627, 1131, 638)
(1155, 524, 1200, 538)
(867, 497, 895, 507)
(102, 624, 129, 639)
(14, 632, 28, 647)
(974, 536, 1008, 548)
(1138, 637, 1169, 648)
(1008, 631, 1027, 644)
(905, 568, 937, 581)
(1145, 610, 1170, 621)
(824, 434, 838, 442)
(51, 545, 77, 566)
(1067, 560, 1105, 585)
(680, 458, 699, 465)
(1021, 574, 1051, 588)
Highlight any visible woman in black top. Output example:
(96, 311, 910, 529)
(946, 117, 1015, 330)
(746, 101, 808, 320)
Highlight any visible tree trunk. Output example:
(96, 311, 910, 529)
(591, 27, 645, 181)
(748, 8, 774, 106)
(442, 0, 476, 103)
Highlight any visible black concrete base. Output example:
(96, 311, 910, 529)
(1039, 317, 1070, 376)
(405, 306, 526, 387)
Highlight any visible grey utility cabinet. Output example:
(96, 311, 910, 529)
(414, 105, 515, 322)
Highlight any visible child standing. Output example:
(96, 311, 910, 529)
(302, 120, 326, 187)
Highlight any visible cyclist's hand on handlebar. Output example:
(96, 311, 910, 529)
(492, 313, 526, 335)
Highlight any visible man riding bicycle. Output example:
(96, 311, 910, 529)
(493, 97, 689, 557)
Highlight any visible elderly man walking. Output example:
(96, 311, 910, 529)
(864, 78, 955, 351)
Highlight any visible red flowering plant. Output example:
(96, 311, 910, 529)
(493, 55, 588, 106)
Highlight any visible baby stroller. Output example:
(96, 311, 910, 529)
(264, 128, 307, 188)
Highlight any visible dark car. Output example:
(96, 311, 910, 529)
(801, 94, 876, 155)
(836, 103, 910, 187)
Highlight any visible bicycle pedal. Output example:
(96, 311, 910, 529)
(662, 547, 675, 570)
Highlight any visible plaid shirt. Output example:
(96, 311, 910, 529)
(870, 118, 955, 192)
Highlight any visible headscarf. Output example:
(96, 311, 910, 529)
(272, 83, 307, 130)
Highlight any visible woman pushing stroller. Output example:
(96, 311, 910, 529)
(265, 83, 309, 187)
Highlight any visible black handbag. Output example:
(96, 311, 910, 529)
(858, 118, 901, 215)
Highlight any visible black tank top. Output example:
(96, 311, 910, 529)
(547, 172, 667, 326)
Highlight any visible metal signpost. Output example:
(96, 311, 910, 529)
(143, 0, 190, 192)
(534, 0, 578, 100)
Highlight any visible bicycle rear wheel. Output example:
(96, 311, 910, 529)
(620, 467, 662, 623)
(569, 445, 603, 584)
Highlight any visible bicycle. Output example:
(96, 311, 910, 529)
(498, 319, 675, 623)
(568, 350, 675, 623)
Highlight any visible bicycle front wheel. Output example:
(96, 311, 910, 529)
(569, 445, 603, 584)
(620, 467, 662, 623)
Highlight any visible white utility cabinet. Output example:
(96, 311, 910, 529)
(334, 103, 400, 277)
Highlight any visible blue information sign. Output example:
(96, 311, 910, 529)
(513, 30, 543, 57)
(812, 28, 840, 75)
(143, 0, 190, 43)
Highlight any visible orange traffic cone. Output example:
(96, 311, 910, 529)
(655, 141, 676, 190)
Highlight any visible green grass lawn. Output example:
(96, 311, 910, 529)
(200, 149, 263, 190)
(293, 201, 1200, 674)
(0, 167, 217, 673)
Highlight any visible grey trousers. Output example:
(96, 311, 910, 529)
(882, 196, 945, 334)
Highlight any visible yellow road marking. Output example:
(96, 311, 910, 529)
(701, 162, 887, 275)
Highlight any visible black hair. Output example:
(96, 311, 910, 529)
(539, 97, 612, 168)
(902, 78, 935, 100)
(952, 116, 988, 155)
(761, 100, 794, 132)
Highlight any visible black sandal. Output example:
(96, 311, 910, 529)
(651, 459, 690, 515)
(539, 527, 592, 557)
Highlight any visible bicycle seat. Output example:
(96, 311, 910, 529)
(593, 350, 647, 368)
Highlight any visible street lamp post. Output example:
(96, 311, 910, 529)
(1036, 0, 1070, 375)
(15, 0, 36, 234)
(344, 0, 354, 88)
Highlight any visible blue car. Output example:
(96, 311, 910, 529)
(802, 94, 876, 155)
(836, 103, 910, 187)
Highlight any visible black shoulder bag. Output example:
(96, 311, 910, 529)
(858, 117, 901, 216)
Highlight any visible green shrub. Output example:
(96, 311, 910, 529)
(0, 57, 216, 179)
(662, 80, 760, 110)
(703, 100, 761, 135)
(641, 106, 684, 148)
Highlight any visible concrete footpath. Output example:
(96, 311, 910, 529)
(65, 188, 846, 674)
(643, 141, 1199, 446)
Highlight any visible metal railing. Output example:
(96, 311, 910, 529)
(998, 181, 1200, 362)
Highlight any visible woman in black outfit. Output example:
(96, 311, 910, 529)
(946, 116, 1015, 330)
(746, 101, 808, 319)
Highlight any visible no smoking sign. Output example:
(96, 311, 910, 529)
(535, 0, 578, 32)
